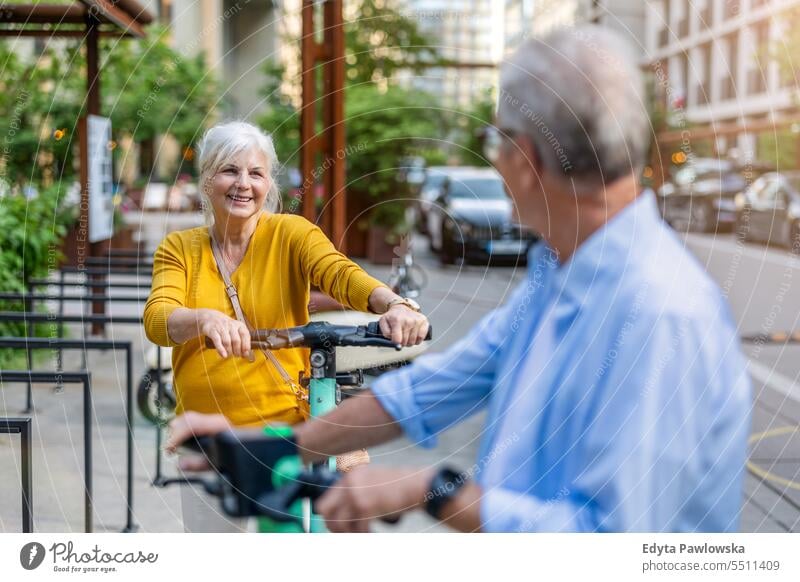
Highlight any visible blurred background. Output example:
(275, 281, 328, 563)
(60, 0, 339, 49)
(1, 0, 800, 533)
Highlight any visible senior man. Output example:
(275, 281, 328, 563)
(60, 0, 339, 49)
(169, 25, 751, 532)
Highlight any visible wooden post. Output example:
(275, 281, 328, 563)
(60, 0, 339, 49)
(84, 15, 109, 333)
(300, 0, 317, 225)
(299, 0, 346, 251)
(324, 0, 346, 252)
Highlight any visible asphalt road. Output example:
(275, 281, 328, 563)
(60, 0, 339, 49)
(1, 212, 798, 532)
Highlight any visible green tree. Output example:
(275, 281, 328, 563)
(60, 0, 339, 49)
(346, 83, 446, 230)
(457, 87, 495, 167)
(258, 0, 448, 230)
(0, 42, 84, 187)
(257, 62, 301, 166)
(99, 27, 219, 177)
(345, 0, 444, 85)
(0, 28, 219, 187)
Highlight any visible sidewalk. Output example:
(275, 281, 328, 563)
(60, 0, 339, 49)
(0, 211, 524, 533)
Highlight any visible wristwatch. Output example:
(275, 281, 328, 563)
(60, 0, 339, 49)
(386, 297, 421, 312)
(424, 467, 467, 520)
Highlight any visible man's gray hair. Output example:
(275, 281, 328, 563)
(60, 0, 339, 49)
(197, 121, 281, 225)
(498, 25, 649, 186)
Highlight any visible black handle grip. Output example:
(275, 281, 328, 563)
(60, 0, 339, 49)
(365, 321, 433, 341)
(178, 435, 214, 455)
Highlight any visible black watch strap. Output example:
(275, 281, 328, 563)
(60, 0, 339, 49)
(424, 467, 467, 520)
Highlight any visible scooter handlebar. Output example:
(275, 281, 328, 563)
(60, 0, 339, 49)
(203, 321, 433, 351)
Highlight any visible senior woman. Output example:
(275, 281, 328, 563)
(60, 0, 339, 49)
(144, 121, 428, 531)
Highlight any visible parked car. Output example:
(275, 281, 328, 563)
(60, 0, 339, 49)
(397, 156, 427, 197)
(414, 166, 472, 234)
(426, 167, 537, 264)
(657, 158, 766, 232)
(734, 171, 800, 253)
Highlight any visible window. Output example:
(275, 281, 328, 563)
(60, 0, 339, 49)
(695, 43, 712, 105)
(748, 69, 766, 94)
(747, 20, 770, 94)
(658, 0, 672, 47)
(699, 0, 713, 29)
(720, 33, 739, 100)
(724, 0, 740, 20)
(675, 0, 689, 37)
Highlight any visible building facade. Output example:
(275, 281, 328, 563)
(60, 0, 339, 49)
(163, 0, 284, 119)
(399, 0, 503, 109)
(646, 0, 800, 159)
(503, 0, 646, 54)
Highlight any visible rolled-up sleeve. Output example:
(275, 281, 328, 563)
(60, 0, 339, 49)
(143, 234, 187, 347)
(299, 223, 387, 313)
(371, 283, 527, 448)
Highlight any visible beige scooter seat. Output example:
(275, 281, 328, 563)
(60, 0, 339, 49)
(310, 310, 429, 373)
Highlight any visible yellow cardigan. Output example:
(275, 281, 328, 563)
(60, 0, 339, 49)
(143, 212, 387, 426)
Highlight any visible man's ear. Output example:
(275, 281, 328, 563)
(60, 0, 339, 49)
(516, 135, 543, 182)
(514, 135, 542, 176)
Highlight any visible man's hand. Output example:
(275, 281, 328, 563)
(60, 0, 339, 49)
(315, 465, 434, 532)
(164, 412, 232, 471)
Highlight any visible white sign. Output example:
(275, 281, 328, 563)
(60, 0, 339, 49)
(87, 114, 114, 243)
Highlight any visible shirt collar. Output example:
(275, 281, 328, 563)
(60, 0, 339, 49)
(527, 191, 663, 304)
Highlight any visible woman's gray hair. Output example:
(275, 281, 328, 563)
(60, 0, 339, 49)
(197, 121, 281, 224)
(498, 25, 649, 188)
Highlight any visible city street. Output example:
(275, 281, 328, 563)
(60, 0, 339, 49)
(1, 212, 799, 532)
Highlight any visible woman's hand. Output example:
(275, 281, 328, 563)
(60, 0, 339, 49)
(378, 305, 429, 346)
(197, 308, 254, 360)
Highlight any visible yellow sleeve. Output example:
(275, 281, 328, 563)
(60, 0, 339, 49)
(298, 222, 388, 313)
(143, 233, 187, 347)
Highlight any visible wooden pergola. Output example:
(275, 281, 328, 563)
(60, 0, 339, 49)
(1, 1, 153, 326)
(299, 0, 347, 251)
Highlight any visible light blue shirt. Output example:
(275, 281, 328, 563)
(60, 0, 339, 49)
(372, 192, 751, 532)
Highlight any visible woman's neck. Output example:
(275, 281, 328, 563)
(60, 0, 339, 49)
(212, 212, 262, 248)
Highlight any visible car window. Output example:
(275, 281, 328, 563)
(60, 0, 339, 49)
(776, 186, 790, 206)
(786, 176, 800, 196)
(746, 176, 768, 199)
(757, 179, 780, 203)
(422, 174, 447, 191)
(448, 178, 507, 200)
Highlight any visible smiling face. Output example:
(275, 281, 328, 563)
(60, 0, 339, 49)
(207, 147, 272, 227)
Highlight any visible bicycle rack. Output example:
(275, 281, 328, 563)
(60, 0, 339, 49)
(0, 337, 138, 532)
(0, 417, 33, 532)
(0, 372, 93, 532)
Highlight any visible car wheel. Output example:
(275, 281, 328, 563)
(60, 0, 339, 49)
(439, 227, 458, 265)
(790, 222, 800, 255)
(428, 231, 440, 252)
(734, 213, 751, 243)
(416, 208, 428, 235)
(689, 202, 712, 233)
